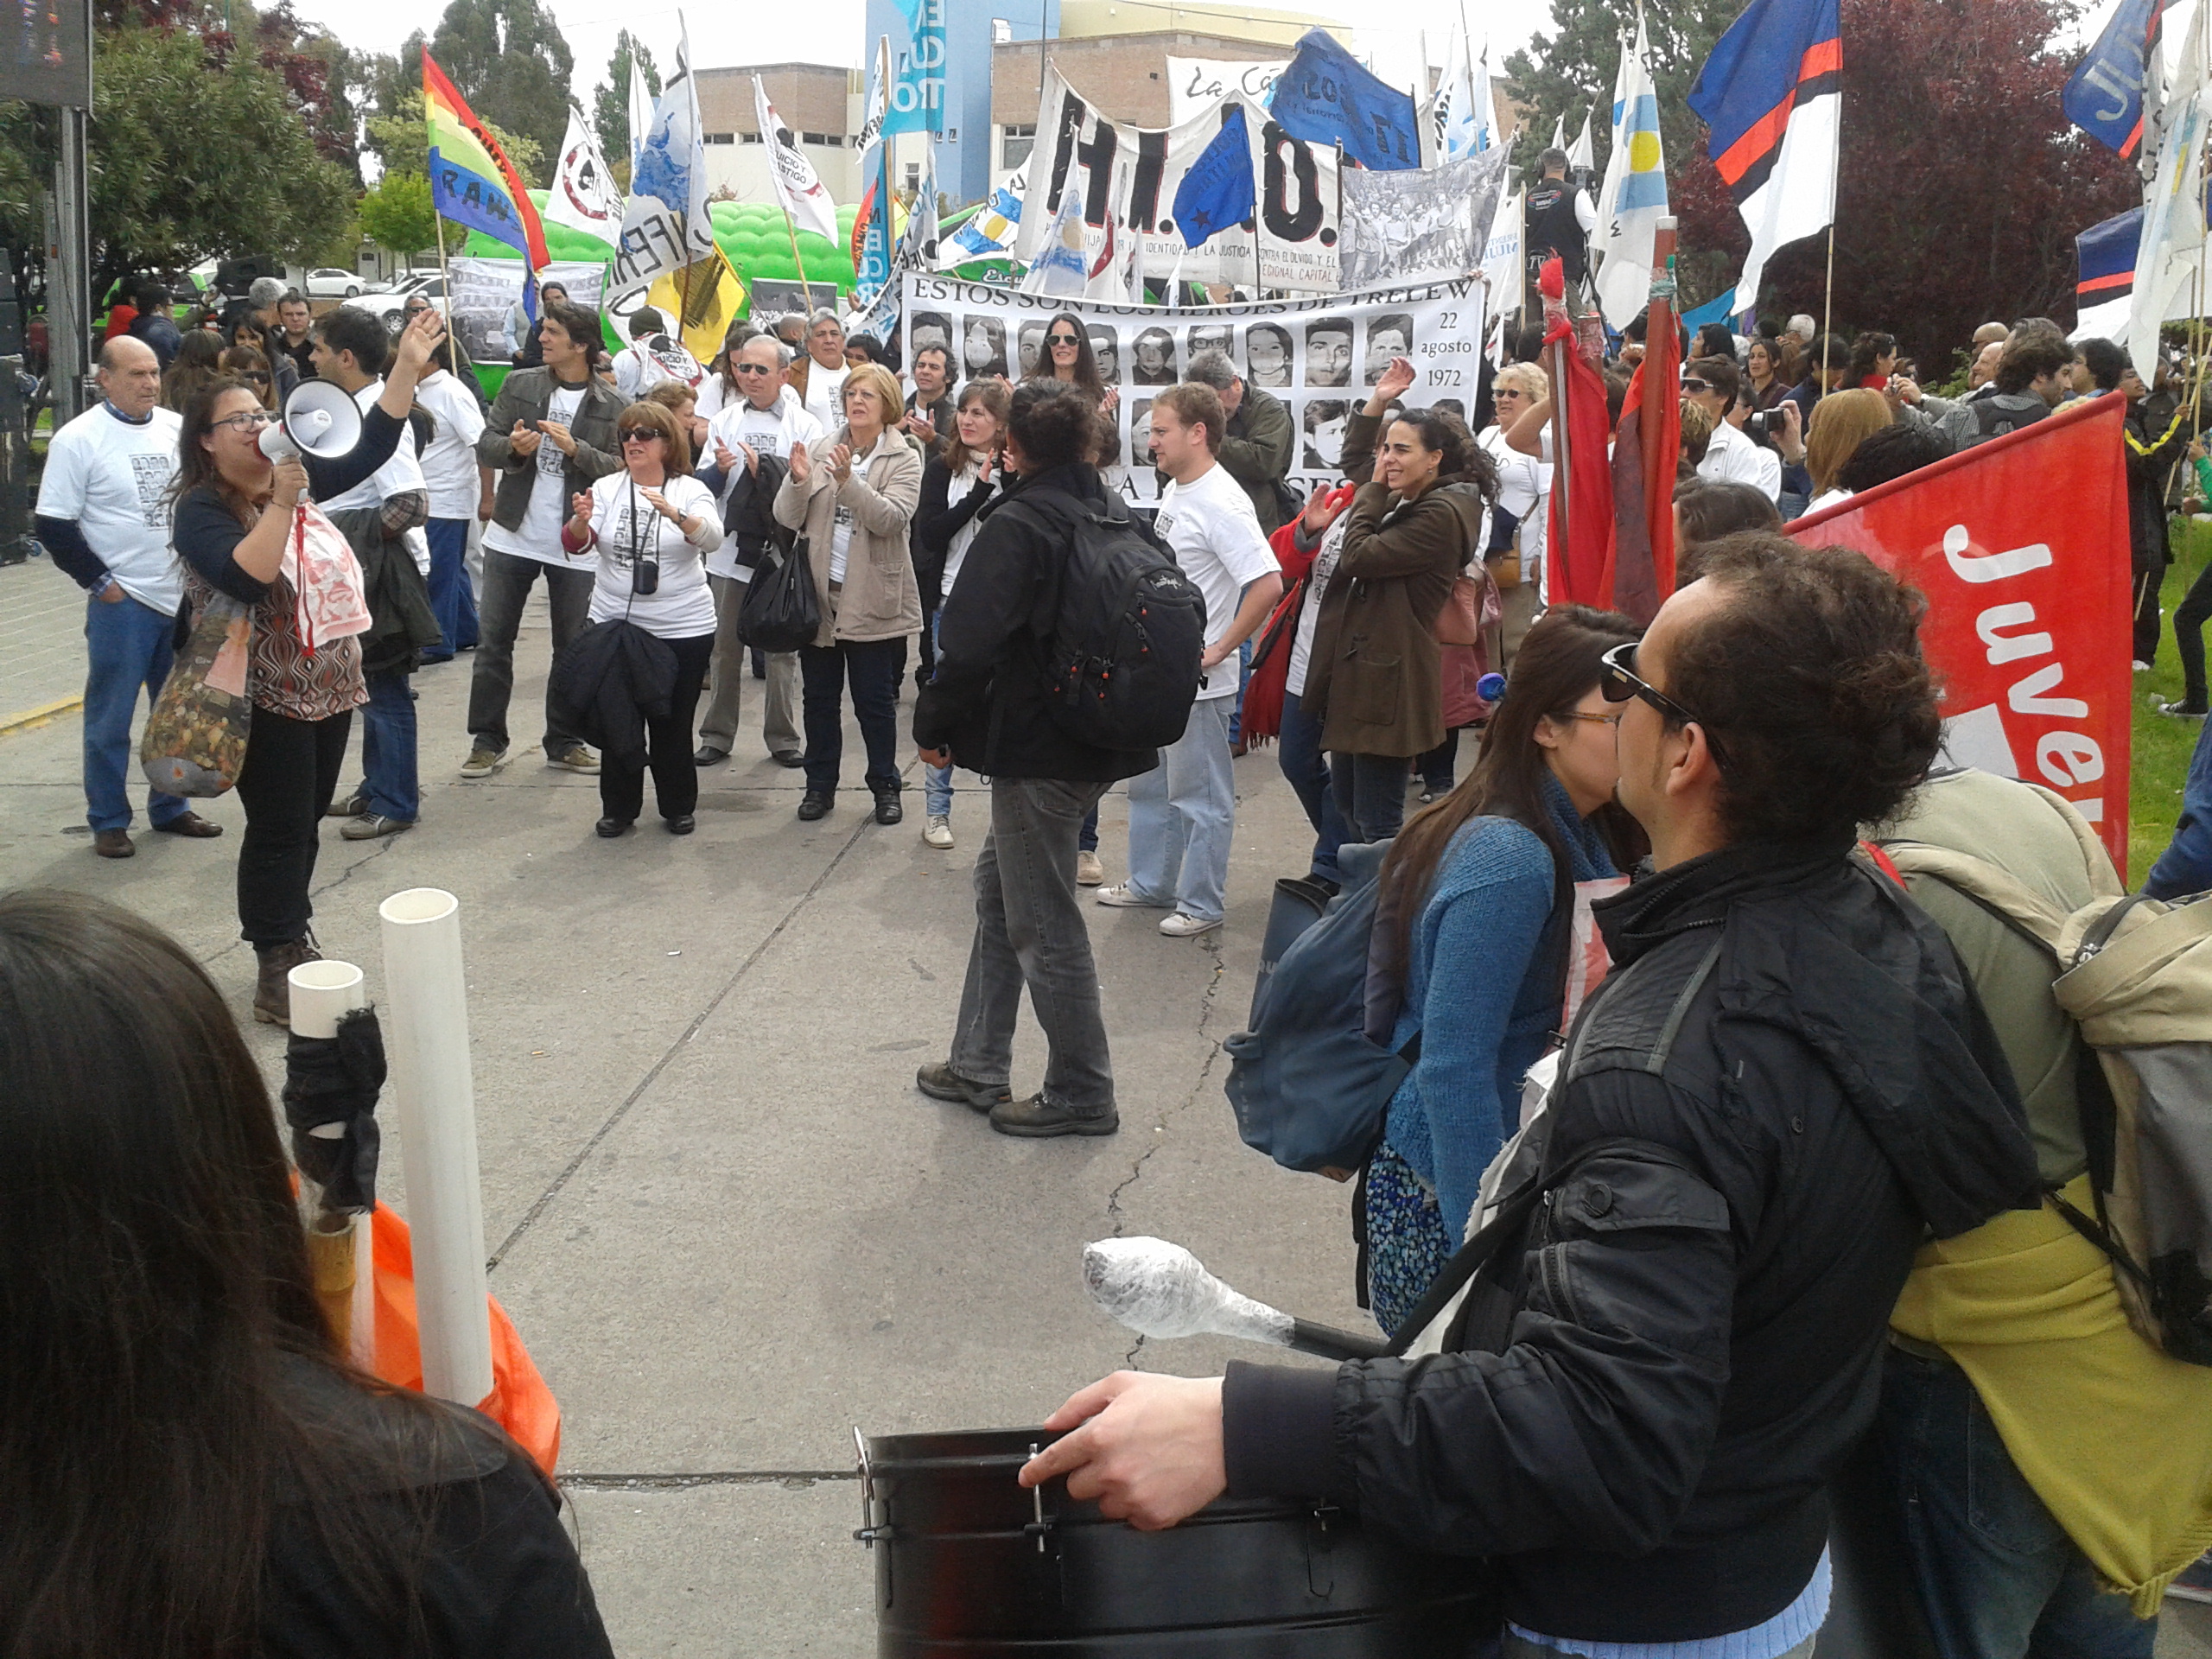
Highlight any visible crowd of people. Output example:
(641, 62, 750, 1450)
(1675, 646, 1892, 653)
(20, 253, 2212, 1659)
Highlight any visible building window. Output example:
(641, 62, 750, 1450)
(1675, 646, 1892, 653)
(823, 134, 843, 147)
(741, 131, 763, 143)
(704, 132, 734, 144)
(1001, 123, 1035, 168)
(905, 162, 921, 191)
(802, 130, 828, 144)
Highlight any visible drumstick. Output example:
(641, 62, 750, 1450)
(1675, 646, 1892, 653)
(1083, 1237, 1388, 1362)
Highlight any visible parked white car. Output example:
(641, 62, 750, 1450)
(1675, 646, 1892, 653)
(344, 273, 448, 337)
(302, 267, 365, 299)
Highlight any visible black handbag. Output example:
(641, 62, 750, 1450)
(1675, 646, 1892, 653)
(735, 535, 821, 653)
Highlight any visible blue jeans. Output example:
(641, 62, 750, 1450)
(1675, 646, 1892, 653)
(798, 636, 907, 796)
(421, 518, 479, 664)
(359, 670, 420, 822)
(1124, 695, 1236, 923)
(2146, 713, 2212, 899)
(925, 613, 955, 817)
(1278, 690, 1346, 882)
(1331, 748, 1408, 845)
(1228, 637, 1254, 745)
(1878, 1348, 2157, 1659)
(82, 591, 188, 832)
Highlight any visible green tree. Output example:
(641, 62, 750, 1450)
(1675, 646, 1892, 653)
(425, 0, 573, 187)
(0, 22, 357, 295)
(357, 168, 438, 259)
(1503, 0, 1739, 186)
(591, 29, 659, 191)
(363, 88, 543, 185)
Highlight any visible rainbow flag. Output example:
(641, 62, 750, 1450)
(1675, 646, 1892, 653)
(423, 48, 550, 277)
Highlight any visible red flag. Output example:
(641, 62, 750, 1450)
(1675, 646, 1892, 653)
(1544, 340, 1616, 607)
(1608, 262, 1681, 624)
(1790, 394, 2133, 865)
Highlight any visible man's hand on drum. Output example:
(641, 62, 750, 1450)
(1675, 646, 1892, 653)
(1018, 1372, 1226, 1530)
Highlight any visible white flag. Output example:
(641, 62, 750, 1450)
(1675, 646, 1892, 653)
(2133, 0, 2211, 378)
(1568, 105, 1595, 173)
(1550, 111, 1566, 152)
(628, 59, 656, 175)
(1431, 26, 1484, 163)
(1593, 16, 1669, 331)
(1470, 44, 1495, 154)
(544, 101, 626, 243)
(612, 26, 715, 300)
(753, 76, 841, 245)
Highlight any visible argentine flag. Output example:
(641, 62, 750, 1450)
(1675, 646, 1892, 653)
(1595, 16, 1669, 330)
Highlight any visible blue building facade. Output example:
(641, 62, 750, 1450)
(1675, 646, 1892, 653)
(864, 0, 1059, 207)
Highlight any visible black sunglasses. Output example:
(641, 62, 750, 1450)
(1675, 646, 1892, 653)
(618, 426, 664, 444)
(1681, 378, 1711, 394)
(1048, 332, 1082, 346)
(1599, 642, 1731, 771)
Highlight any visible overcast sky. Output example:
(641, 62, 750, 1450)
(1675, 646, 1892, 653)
(280, 0, 1548, 111)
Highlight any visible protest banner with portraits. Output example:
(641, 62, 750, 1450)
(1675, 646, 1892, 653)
(903, 271, 1484, 505)
(448, 257, 608, 362)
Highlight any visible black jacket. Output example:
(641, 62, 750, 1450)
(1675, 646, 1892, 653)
(326, 505, 442, 679)
(2125, 394, 2189, 573)
(911, 462, 1158, 785)
(545, 619, 677, 771)
(911, 454, 998, 607)
(696, 450, 791, 577)
(1222, 842, 2036, 1644)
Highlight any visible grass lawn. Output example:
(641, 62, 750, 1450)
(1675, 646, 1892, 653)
(2133, 520, 2211, 885)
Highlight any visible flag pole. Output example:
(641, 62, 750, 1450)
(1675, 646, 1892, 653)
(1820, 223, 1835, 391)
(782, 206, 812, 305)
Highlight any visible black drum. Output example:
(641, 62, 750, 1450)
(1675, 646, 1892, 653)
(855, 1427, 1496, 1656)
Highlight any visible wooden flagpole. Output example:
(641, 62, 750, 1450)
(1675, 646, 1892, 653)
(1820, 223, 1835, 397)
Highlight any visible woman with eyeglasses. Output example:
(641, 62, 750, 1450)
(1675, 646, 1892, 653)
(1363, 606, 1647, 1333)
(1477, 360, 1552, 673)
(560, 402, 722, 838)
(774, 362, 924, 824)
(219, 346, 278, 411)
(227, 314, 299, 403)
(1023, 315, 1120, 429)
(168, 308, 446, 1025)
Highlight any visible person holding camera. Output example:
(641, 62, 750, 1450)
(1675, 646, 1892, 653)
(1683, 356, 1783, 505)
(561, 402, 722, 837)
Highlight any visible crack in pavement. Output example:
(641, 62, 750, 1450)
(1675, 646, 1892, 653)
(1105, 938, 1231, 1370)
(562, 1469, 860, 1491)
(483, 805, 881, 1272)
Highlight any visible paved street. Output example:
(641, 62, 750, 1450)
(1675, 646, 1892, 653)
(5, 564, 2209, 1657)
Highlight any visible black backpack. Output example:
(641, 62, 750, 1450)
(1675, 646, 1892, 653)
(1032, 486, 1207, 751)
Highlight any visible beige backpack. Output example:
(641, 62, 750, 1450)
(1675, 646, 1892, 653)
(1885, 786, 2212, 1365)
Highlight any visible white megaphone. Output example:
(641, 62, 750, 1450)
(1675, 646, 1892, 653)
(259, 379, 365, 462)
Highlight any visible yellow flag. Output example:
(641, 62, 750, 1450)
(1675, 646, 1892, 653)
(647, 248, 747, 363)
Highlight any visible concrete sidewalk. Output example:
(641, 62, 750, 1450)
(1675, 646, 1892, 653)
(0, 555, 88, 730)
(3, 589, 2208, 1659)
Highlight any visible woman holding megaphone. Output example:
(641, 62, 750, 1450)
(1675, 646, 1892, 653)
(170, 307, 448, 1026)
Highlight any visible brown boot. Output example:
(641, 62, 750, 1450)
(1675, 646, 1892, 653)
(251, 935, 322, 1027)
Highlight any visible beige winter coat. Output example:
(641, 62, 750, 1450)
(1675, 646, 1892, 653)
(772, 425, 923, 646)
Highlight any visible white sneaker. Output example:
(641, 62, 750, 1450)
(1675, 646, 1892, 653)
(923, 815, 955, 849)
(1094, 882, 1167, 908)
(1077, 849, 1105, 887)
(1160, 911, 1222, 938)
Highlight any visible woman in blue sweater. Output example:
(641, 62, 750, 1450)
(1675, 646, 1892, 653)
(1364, 604, 1645, 1333)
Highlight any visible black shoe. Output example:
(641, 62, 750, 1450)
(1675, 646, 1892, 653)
(694, 746, 728, 766)
(2160, 700, 2209, 719)
(771, 749, 805, 768)
(873, 785, 903, 826)
(916, 1061, 1012, 1113)
(665, 814, 696, 835)
(989, 1093, 1120, 1138)
(798, 791, 834, 822)
(595, 817, 632, 838)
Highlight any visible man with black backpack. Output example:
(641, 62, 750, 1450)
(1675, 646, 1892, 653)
(1019, 537, 2040, 1655)
(912, 384, 1180, 1139)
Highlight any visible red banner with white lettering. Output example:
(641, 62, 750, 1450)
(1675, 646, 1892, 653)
(1790, 394, 2132, 865)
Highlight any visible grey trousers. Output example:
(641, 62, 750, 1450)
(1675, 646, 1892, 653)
(698, 572, 800, 757)
(466, 546, 594, 756)
(950, 776, 1116, 1116)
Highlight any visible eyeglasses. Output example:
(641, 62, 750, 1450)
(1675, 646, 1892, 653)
(618, 427, 664, 444)
(1493, 388, 1524, 400)
(241, 372, 270, 384)
(1049, 334, 1081, 346)
(733, 362, 772, 375)
(211, 410, 276, 433)
(1681, 378, 1711, 394)
(1560, 710, 1622, 728)
(1599, 642, 1730, 769)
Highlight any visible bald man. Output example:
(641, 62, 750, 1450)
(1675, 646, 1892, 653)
(35, 338, 223, 856)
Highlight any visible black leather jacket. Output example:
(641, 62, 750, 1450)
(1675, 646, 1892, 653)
(1223, 841, 2037, 1644)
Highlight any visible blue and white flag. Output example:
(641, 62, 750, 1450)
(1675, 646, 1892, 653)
(1593, 16, 1669, 329)
(2065, 0, 2165, 159)
(885, 0, 944, 135)
(1271, 29, 1420, 171)
(1020, 185, 1091, 298)
(940, 176, 1023, 268)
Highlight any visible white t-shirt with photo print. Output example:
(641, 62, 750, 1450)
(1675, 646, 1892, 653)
(1154, 460, 1279, 701)
(35, 402, 184, 614)
(583, 470, 721, 639)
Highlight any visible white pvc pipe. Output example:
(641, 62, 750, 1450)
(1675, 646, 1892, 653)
(378, 888, 493, 1408)
(288, 957, 364, 1039)
(284, 958, 378, 1370)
